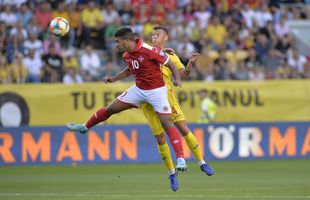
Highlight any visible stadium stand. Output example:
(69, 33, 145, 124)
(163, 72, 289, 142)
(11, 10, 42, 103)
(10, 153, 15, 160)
(0, 0, 309, 84)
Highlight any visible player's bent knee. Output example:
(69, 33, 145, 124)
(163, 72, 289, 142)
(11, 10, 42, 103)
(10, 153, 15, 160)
(175, 121, 190, 136)
(155, 133, 166, 145)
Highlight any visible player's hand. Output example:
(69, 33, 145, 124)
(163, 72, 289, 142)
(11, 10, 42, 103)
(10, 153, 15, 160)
(189, 52, 200, 63)
(102, 75, 114, 83)
(163, 48, 175, 55)
(173, 79, 182, 87)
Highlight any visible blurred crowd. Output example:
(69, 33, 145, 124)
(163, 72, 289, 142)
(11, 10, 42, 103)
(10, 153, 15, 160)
(0, 0, 310, 84)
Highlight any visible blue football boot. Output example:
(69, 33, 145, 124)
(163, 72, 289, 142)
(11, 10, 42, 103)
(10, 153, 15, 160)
(200, 163, 215, 176)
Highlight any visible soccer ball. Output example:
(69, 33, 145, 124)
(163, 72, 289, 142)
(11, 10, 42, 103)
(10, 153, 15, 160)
(49, 17, 70, 36)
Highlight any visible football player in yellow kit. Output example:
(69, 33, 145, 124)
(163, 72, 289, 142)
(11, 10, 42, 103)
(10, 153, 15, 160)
(140, 26, 214, 176)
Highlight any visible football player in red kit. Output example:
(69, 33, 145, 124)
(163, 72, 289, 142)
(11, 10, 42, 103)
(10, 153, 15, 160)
(67, 27, 181, 191)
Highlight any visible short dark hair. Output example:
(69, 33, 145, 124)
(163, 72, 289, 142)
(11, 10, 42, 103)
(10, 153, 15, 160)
(114, 27, 134, 41)
(153, 26, 169, 35)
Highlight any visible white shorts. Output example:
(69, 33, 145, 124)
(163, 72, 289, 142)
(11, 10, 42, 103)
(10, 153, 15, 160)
(117, 85, 171, 115)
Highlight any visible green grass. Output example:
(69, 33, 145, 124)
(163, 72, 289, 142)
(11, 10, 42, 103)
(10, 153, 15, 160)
(0, 160, 309, 200)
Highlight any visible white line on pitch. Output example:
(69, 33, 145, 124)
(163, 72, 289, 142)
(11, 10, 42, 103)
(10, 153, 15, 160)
(0, 193, 309, 199)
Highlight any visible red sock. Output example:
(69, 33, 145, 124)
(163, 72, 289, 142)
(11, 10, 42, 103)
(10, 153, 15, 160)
(85, 108, 111, 129)
(166, 127, 184, 159)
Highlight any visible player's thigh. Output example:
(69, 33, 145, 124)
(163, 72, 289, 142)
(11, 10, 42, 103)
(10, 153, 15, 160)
(146, 86, 171, 115)
(140, 103, 164, 136)
(117, 85, 144, 108)
(157, 113, 174, 129)
(107, 99, 134, 114)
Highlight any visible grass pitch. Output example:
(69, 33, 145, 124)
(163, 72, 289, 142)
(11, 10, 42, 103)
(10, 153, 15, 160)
(0, 159, 309, 200)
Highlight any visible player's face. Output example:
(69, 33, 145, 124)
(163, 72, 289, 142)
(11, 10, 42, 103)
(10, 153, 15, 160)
(115, 37, 127, 52)
(152, 29, 167, 46)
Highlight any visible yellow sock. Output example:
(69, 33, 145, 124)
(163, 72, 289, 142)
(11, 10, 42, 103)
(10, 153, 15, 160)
(184, 131, 204, 163)
(157, 143, 175, 173)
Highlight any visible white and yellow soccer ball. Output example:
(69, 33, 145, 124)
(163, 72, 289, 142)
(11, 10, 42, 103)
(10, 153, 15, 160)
(49, 17, 70, 36)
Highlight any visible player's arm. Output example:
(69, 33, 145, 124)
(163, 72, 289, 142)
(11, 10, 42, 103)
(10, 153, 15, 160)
(165, 59, 182, 87)
(180, 52, 200, 78)
(102, 67, 131, 83)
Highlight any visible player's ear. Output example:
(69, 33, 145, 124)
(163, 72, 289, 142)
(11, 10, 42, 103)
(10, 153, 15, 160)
(164, 35, 168, 42)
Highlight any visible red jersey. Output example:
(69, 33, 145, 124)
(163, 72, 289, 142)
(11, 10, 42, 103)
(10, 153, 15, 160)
(123, 39, 169, 90)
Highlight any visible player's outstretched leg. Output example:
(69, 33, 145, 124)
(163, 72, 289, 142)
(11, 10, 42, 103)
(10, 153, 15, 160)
(175, 120, 215, 176)
(67, 99, 133, 133)
(156, 133, 179, 191)
(165, 128, 187, 171)
(159, 115, 187, 172)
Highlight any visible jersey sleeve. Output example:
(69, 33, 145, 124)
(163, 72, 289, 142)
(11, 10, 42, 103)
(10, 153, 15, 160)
(168, 53, 184, 70)
(149, 49, 170, 65)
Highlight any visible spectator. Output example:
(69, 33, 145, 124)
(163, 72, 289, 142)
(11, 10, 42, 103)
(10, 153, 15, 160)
(0, 54, 12, 83)
(254, 4, 273, 28)
(27, 16, 42, 37)
(16, 3, 33, 27)
(262, 48, 282, 74)
(275, 34, 292, 54)
(10, 53, 28, 83)
(67, 3, 82, 49)
(0, 34, 5, 54)
(119, 1, 134, 25)
(52, 2, 69, 20)
(241, 3, 255, 29)
(6, 34, 24, 64)
(63, 50, 79, 71)
(0, 21, 7, 40)
(205, 16, 227, 46)
(102, 3, 120, 25)
(105, 17, 121, 62)
(81, 1, 105, 48)
(288, 49, 307, 74)
(0, 5, 17, 27)
(63, 67, 83, 84)
(23, 32, 43, 58)
(177, 36, 196, 60)
(235, 61, 249, 80)
(10, 22, 28, 41)
(275, 16, 289, 38)
(249, 66, 265, 81)
(35, 2, 53, 31)
(255, 34, 271, 62)
(80, 44, 101, 81)
(43, 33, 61, 55)
(193, 3, 211, 30)
(23, 49, 43, 83)
(42, 45, 63, 82)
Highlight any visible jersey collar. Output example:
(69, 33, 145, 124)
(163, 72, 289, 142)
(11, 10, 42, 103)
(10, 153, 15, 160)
(133, 39, 142, 52)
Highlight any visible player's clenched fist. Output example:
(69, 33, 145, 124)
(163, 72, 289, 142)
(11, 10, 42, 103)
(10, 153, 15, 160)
(189, 52, 200, 63)
(102, 75, 114, 83)
(173, 79, 182, 87)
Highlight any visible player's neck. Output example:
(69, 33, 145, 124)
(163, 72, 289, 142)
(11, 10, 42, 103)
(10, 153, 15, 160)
(157, 43, 165, 49)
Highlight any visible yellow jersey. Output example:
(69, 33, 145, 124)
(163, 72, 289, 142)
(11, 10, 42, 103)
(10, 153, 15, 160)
(162, 53, 184, 89)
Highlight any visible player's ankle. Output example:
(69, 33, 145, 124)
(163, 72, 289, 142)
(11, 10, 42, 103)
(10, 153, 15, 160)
(198, 160, 206, 166)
